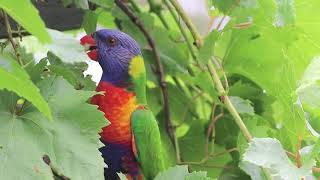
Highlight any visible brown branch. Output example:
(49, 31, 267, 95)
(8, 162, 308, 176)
(178, 162, 232, 169)
(296, 137, 302, 168)
(1, 10, 23, 65)
(210, 147, 238, 158)
(286, 151, 296, 158)
(312, 167, 320, 173)
(114, 0, 176, 156)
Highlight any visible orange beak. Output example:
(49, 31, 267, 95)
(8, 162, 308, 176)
(80, 34, 98, 61)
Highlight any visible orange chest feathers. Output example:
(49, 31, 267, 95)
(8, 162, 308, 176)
(91, 82, 137, 146)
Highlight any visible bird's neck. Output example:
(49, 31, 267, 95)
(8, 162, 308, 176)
(100, 72, 130, 88)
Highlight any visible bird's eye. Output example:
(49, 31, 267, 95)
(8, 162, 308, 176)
(107, 37, 117, 46)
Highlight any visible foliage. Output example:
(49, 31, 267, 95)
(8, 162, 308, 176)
(1, 0, 320, 179)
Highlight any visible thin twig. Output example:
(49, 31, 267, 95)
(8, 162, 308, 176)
(178, 147, 237, 167)
(156, 11, 170, 29)
(296, 137, 302, 168)
(167, 1, 272, 178)
(1, 10, 23, 65)
(312, 167, 320, 173)
(210, 147, 238, 158)
(167, 0, 203, 48)
(207, 60, 252, 141)
(128, 0, 141, 12)
(164, 0, 196, 59)
(286, 151, 296, 158)
(114, 0, 176, 157)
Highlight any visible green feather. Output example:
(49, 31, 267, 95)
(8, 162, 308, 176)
(131, 109, 166, 179)
(129, 56, 166, 179)
(129, 56, 147, 104)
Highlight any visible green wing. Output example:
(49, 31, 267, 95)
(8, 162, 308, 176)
(131, 108, 166, 179)
(128, 56, 166, 179)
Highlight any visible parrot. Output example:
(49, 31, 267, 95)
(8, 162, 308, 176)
(80, 29, 166, 180)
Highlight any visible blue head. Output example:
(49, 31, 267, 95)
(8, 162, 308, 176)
(81, 29, 141, 86)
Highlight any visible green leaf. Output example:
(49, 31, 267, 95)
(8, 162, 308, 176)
(82, 10, 98, 34)
(303, 138, 320, 165)
(223, 2, 312, 147)
(198, 31, 219, 65)
(186, 171, 214, 180)
(229, 96, 254, 115)
(0, 77, 107, 179)
(96, 8, 116, 28)
(154, 165, 189, 180)
(242, 138, 315, 180)
(179, 121, 232, 177)
(211, 0, 237, 13)
(296, 57, 320, 134)
(46, 29, 90, 63)
(89, 0, 114, 8)
(62, 0, 89, 9)
(239, 161, 267, 180)
(154, 165, 214, 180)
(46, 52, 95, 90)
(274, 0, 295, 27)
(237, 116, 270, 155)
(0, 0, 51, 43)
(0, 54, 51, 119)
(194, 71, 219, 102)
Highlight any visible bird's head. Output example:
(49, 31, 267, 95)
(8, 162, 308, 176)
(80, 29, 141, 85)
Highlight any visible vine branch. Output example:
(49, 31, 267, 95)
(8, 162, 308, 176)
(114, 0, 175, 148)
(1, 10, 23, 65)
(164, 0, 196, 59)
(165, 1, 275, 179)
(167, 0, 203, 48)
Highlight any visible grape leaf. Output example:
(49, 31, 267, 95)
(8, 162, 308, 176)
(0, 54, 51, 119)
(179, 121, 232, 177)
(274, 0, 295, 27)
(242, 138, 315, 180)
(82, 10, 98, 34)
(0, 77, 107, 179)
(62, 0, 89, 9)
(154, 165, 213, 180)
(222, 0, 315, 148)
(198, 31, 219, 65)
(0, 0, 51, 43)
(154, 165, 189, 180)
(296, 57, 320, 136)
(46, 29, 90, 63)
(186, 171, 214, 180)
(229, 96, 254, 115)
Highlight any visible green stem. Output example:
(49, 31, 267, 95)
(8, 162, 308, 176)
(157, 11, 170, 29)
(128, 0, 141, 13)
(1, 10, 23, 65)
(167, 2, 272, 179)
(167, 0, 203, 48)
(164, 0, 196, 59)
(207, 60, 252, 141)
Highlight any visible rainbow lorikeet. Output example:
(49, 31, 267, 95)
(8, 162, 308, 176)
(80, 29, 166, 180)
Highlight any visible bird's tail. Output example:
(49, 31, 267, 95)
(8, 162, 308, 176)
(104, 168, 120, 180)
(125, 174, 143, 180)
